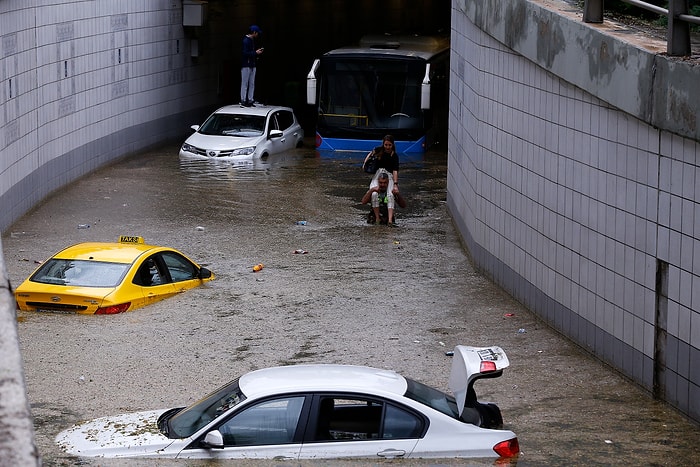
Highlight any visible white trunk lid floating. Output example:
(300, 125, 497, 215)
(448, 345, 509, 417)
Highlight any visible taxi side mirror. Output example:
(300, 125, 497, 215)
(199, 267, 213, 279)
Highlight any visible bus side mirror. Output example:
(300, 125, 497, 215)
(421, 63, 431, 110)
(306, 59, 320, 105)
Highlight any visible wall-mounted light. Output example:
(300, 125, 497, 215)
(183, 0, 208, 27)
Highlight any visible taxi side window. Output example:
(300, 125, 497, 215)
(161, 252, 197, 282)
(134, 257, 166, 286)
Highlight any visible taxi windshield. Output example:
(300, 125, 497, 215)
(30, 259, 129, 287)
(166, 378, 246, 438)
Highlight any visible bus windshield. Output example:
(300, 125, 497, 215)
(319, 57, 424, 135)
(310, 35, 449, 154)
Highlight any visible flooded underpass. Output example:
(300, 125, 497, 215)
(3, 142, 699, 466)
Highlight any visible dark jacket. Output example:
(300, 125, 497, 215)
(372, 146, 400, 173)
(242, 35, 257, 68)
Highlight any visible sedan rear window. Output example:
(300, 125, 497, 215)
(404, 378, 459, 419)
(30, 259, 129, 287)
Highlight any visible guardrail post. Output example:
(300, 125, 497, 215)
(583, 0, 604, 23)
(668, 0, 691, 56)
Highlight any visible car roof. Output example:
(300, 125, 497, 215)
(213, 104, 292, 117)
(52, 242, 162, 263)
(239, 364, 408, 398)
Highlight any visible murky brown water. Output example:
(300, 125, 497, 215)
(3, 142, 699, 466)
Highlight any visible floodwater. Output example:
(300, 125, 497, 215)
(3, 141, 699, 466)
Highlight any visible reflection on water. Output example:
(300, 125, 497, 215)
(314, 147, 430, 165)
(178, 150, 306, 182)
(172, 145, 448, 237)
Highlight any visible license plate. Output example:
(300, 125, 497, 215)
(36, 308, 76, 314)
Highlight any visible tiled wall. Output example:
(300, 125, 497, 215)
(448, 7, 699, 421)
(2, 0, 697, 422)
(0, 0, 218, 232)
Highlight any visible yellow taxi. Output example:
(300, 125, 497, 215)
(14, 236, 214, 315)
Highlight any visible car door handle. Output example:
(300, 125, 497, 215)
(377, 448, 406, 458)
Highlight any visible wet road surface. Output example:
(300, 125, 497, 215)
(3, 142, 699, 466)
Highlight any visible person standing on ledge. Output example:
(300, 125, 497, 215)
(241, 25, 263, 107)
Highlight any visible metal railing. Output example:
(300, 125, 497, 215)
(584, 0, 699, 56)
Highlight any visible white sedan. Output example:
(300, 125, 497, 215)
(179, 104, 304, 160)
(56, 346, 519, 460)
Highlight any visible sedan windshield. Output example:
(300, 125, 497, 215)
(166, 378, 247, 438)
(198, 114, 266, 137)
(29, 259, 129, 287)
(404, 378, 459, 419)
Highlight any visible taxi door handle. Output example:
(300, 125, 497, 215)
(377, 449, 406, 458)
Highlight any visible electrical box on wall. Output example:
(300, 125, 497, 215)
(183, 0, 208, 27)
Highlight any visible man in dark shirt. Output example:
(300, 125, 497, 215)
(241, 25, 263, 107)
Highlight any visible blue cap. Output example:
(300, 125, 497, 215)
(250, 25, 262, 33)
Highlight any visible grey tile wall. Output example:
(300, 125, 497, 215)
(1, 1, 217, 233)
(449, 4, 699, 422)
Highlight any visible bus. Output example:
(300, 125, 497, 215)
(306, 34, 449, 155)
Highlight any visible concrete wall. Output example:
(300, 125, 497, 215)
(448, 0, 699, 422)
(0, 0, 220, 233)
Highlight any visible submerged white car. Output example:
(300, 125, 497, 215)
(179, 104, 304, 160)
(56, 346, 519, 460)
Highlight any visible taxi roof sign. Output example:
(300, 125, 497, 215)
(119, 236, 145, 244)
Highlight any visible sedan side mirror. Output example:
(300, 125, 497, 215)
(269, 129, 283, 139)
(190, 125, 200, 132)
(199, 267, 213, 279)
(201, 430, 224, 449)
